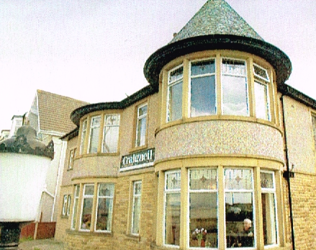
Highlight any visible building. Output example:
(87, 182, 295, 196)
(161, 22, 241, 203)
(23, 90, 88, 238)
(0, 129, 10, 142)
(55, 0, 316, 249)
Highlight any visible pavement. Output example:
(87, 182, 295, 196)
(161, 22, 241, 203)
(19, 239, 64, 250)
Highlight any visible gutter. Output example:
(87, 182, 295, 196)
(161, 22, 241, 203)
(280, 94, 296, 250)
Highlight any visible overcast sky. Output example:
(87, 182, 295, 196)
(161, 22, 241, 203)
(0, 0, 315, 131)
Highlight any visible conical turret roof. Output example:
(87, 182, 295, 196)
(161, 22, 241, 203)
(144, 0, 291, 90)
(170, 0, 263, 43)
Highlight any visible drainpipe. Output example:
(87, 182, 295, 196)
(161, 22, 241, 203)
(280, 94, 295, 250)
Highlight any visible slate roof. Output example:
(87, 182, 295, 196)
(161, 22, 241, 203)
(144, 0, 291, 88)
(170, 0, 263, 44)
(36, 90, 88, 134)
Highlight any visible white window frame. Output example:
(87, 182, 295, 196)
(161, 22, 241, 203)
(189, 58, 217, 117)
(71, 185, 80, 230)
(135, 104, 147, 147)
(79, 119, 87, 155)
(167, 65, 183, 122)
(87, 115, 101, 154)
(221, 58, 249, 116)
(260, 170, 279, 247)
(102, 114, 120, 153)
(131, 181, 142, 235)
(94, 183, 115, 233)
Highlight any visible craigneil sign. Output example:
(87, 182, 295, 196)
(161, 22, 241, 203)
(120, 148, 155, 172)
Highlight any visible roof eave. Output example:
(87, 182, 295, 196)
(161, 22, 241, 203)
(144, 34, 292, 88)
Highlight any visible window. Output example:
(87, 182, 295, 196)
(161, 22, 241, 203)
(135, 104, 147, 147)
(79, 119, 87, 154)
(261, 171, 278, 246)
(71, 185, 80, 230)
(88, 116, 101, 153)
(62, 195, 68, 216)
(189, 169, 218, 248)
(95, 183, 115, 232)
(80, 184, 94, 231)
(165, 55, 276, 123)
(190, 59, 216, 117)
(254, 64, 270, 120)
(131, 181, 142, 235)
(225, 169, 254, 248)
(102, 114, 120, 153)
(312, 115, 316, 149)
(68, 148, 76, 170)
(222, 59, 248, 116)
(167, 66, 183, 122)
(164, 170, 181, 246)
(62, 194, 71, 217)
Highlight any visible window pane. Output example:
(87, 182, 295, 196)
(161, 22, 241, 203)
(71, 185, 80, 230)
(80, 119, 87, 154)
(168, 82, 183, 121)
(84, 185, 95, 195)
(89, 116, 101, 153)
(165, 193, 181, 245)
(102, 114, 120, 153)
(96, 183, 114, 232)
(190, 169, 217, 190)
(169, 67, 183, 83)
(262, 193, 278, 245)
(191, 76, 216, 116)
(96, 198, 113, 231)
(222, 59, 248, 116)
(225, 192, 254, 248)
(312, 116, 316, 149)
(190, 193, 218, 248)
(254, 64, 269, 82)
(255, 81, 270, 120)
(67, 195, 71, 216)
(81, 198, 93, 230)
(62, 195, 67, 216)
(132, 181, 142, 235)
(166, 171, 181, 190)
(191, 60, 215, 76)
(224, 169, 253, 190)
(260, 172, 274, 189)
(136, 105, 147, 147)
(225, 168, 254, 248)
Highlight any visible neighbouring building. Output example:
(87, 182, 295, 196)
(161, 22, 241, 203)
(0, 130, 10, 142)
(22, 90, 88, 238)
(55, 1, 316, 249)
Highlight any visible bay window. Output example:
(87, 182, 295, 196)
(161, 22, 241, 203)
(167, 66, 183, 122)
(190, 60, 216, 117)
(165, 54, 274, 123)
(161, 167, 279, 249)
(88, 116, 101, 153)
(102, 114, 120, 153)
(135, 104, 147, 147)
